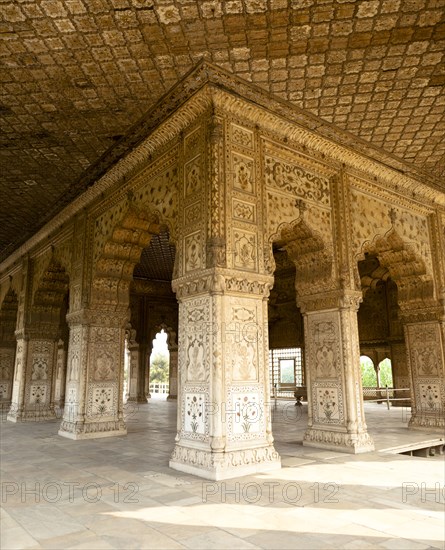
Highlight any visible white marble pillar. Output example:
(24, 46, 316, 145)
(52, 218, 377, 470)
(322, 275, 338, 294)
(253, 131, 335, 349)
(299, 291, 374, 453)
(8, 330, 59, 422)
(169, 273, 281, 480)
(403, 319, 444, 430)
(58, 309, 127, 439)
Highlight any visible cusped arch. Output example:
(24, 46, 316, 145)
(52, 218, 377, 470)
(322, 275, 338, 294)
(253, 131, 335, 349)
(359, 228, 434, 307)
(150, 323, 177, 351)
(30, 257, 70, 329)
(33, 257, 70, 310)
(270, 218, 334, 294)
(92, 206, 175, 306)
(0, 288, 18, 342)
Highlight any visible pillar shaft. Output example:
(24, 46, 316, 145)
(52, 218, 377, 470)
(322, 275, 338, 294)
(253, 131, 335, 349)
(0, 344, 15, 408)
(169, 272, 280, 480)
(58, 309, 127, 439)
(403, 320, 444, 430)
(126, 343, 140, 402)
(167, 343, 178, 400)
(300, 291, 374, 453)
(8, 331, 58, 422)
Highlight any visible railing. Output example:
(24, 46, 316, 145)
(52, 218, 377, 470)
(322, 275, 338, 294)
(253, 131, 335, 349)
(271, 385, 411, 411)
(149, 382, 169, 395)
(363, 386, 411, 410)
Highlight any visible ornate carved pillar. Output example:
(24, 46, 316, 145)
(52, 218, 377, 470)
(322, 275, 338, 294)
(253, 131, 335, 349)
(58, 308, 127, 439)
(0, 288, 18, 408)
(144, 343, 152, 400)
(167, 332, 178, 400)
(169, 113, 280, 479)
(299, 291, 375, 453)
(170, 273, 280, 480)
(8, 327, 59, 422)
(8, 257, 64, 422)
(400, 308, 445, 430)
(52, 339, 67, 410)
(126, 340, 140, 402)
(390, 341, 410, 406)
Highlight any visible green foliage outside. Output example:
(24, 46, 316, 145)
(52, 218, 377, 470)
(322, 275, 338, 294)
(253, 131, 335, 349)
(379, 358, 393, 387)
(149, 353, 169, 383)
(360, 356, 393, 387)
(360, 356, 377, 387)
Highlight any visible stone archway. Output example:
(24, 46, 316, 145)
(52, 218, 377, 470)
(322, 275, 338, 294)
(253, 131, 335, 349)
(148, 323, 178, 401)
(271, 216, 374, 453)
(359, 228, 444, 430)
(8, 258, 70, 422)
(59, 205, 177, 439)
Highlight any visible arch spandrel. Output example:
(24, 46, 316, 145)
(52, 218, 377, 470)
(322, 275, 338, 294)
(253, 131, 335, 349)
(91, 158, 179, 272)
(349, 187, 434, 280)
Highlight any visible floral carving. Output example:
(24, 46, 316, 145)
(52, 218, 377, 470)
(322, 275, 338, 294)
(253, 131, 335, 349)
(186, 394, 204, 433)
(319, 389, 337, 420)
(233, 153, 254, 194)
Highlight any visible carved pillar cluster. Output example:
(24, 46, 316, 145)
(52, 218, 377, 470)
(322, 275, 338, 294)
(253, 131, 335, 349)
(0, 288, 18, 408)
(59, 308, 127, 439)
(167, 332, 178, 400)
(400, 308, 445, 430)
(298, 291, 374, 453)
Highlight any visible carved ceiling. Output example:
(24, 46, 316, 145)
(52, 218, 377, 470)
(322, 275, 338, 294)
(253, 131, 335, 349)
(133, 229, 175, 282)
(1, 0, 444, 261)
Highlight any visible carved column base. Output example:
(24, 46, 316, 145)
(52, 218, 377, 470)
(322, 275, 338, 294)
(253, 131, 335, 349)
(58, 419, 127, 440)
(408, 410, 444, 431)
(126, 396, 148, 404)
(7, 405, 56, 423)
(166, 394, 177, 401)
(169, 444, 281, 481)
(303, 428, 375, 454)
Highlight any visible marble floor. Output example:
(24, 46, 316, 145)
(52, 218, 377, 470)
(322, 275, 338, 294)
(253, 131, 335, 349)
(1, 401, 444, 550)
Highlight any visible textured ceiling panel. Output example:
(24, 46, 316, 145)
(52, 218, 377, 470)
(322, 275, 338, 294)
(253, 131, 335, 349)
(133, 230, 175, 282)
(1, 0, 444, 261)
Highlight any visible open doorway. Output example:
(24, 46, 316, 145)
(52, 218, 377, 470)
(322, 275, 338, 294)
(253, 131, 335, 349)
(149, 329, 170, 400)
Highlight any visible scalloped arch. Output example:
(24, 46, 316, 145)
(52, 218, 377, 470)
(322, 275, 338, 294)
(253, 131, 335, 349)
(91, 205, 175, 307)
(358, 228, 434, 306)
(270, 217, 333, 294)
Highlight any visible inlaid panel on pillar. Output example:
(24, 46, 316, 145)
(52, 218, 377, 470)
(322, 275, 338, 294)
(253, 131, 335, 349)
(8, 332, 59, 421)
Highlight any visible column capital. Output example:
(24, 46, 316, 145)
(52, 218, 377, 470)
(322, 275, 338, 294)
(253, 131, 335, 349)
(172, 268, 274, 300)
(66, 306, 130, 327)
(297, 289, 363, 314)
(398, 301, 445, 324)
